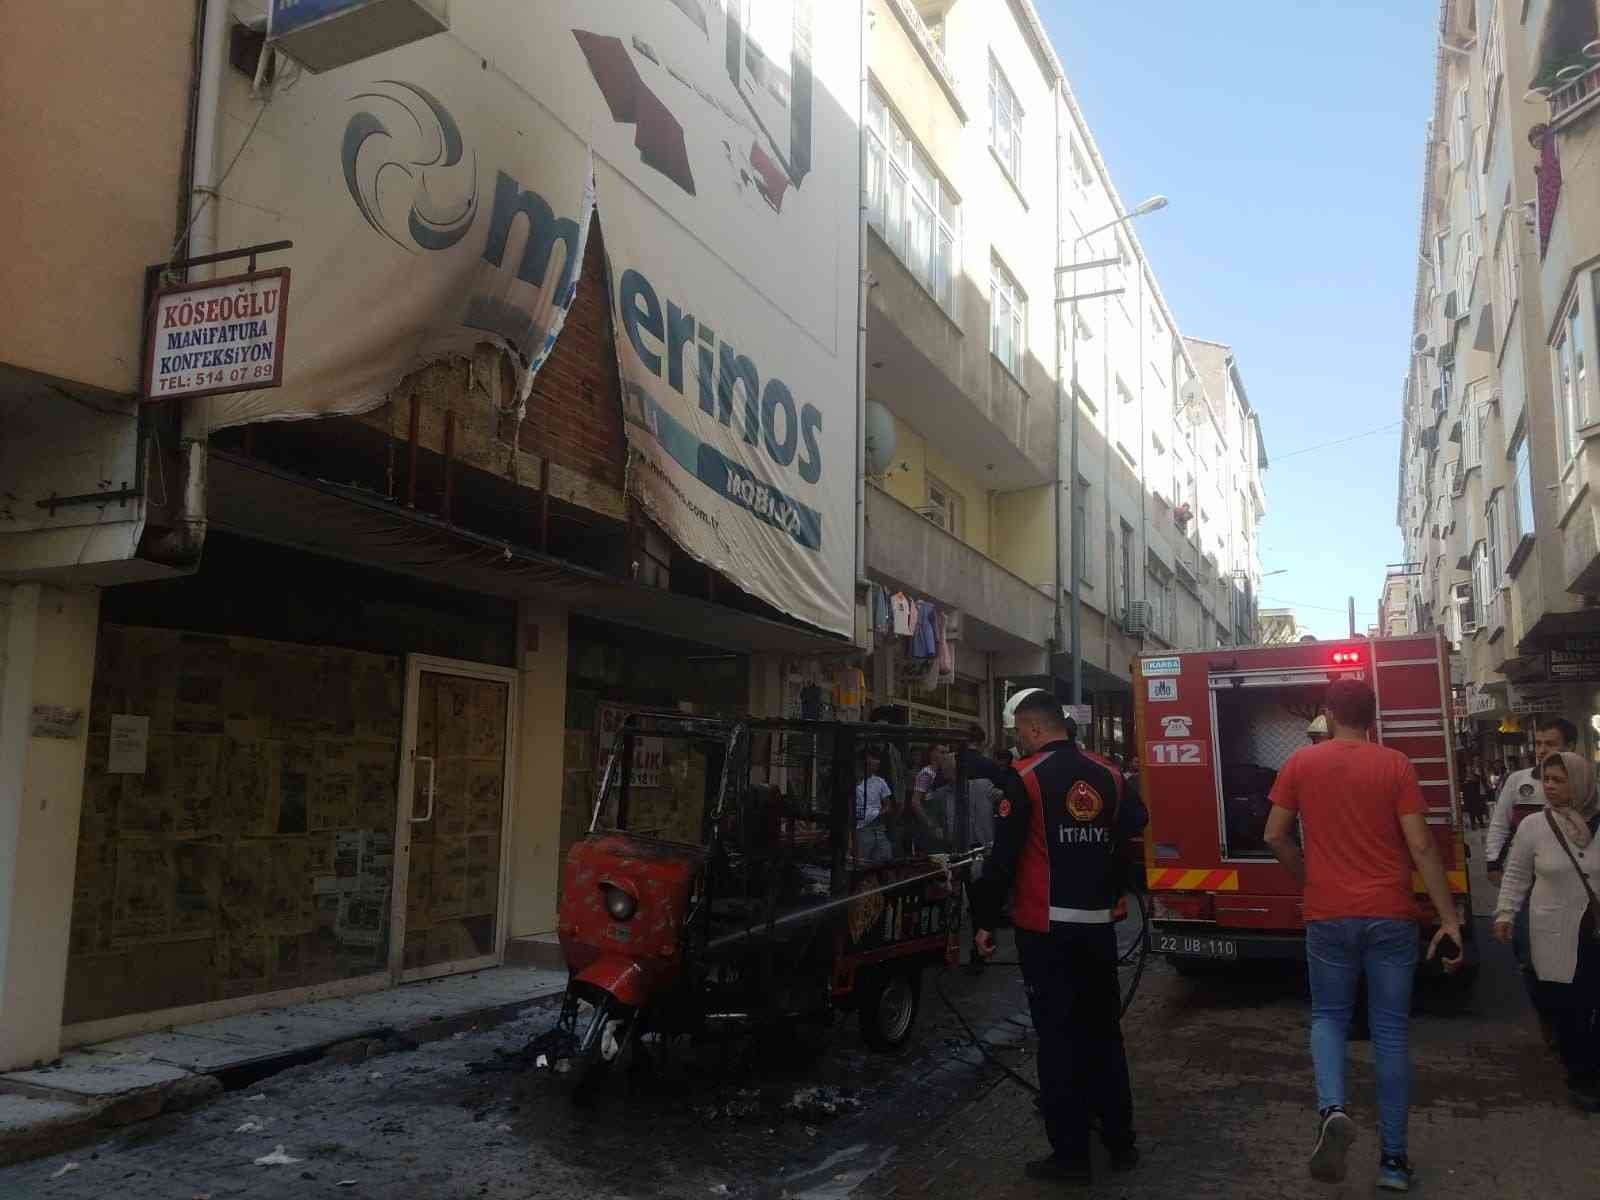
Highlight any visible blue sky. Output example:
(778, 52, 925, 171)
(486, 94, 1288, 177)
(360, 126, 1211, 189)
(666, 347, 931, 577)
(1036, 1, 1436, 638)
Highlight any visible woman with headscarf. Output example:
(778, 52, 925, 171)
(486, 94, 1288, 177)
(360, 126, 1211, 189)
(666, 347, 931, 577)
(1494, 751, 1600, 1111)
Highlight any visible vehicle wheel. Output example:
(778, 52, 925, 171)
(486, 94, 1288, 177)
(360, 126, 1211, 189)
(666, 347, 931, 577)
(859, 968, 921, 1051)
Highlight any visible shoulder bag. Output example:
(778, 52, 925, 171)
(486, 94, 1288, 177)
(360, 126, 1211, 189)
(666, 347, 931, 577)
(1544, 811, 1600, 943)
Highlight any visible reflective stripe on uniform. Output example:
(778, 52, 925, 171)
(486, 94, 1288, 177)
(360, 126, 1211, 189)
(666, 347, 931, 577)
(1049, 905, 1114, 924)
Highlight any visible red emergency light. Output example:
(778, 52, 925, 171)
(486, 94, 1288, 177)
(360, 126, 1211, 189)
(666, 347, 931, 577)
(1331, 650, 1363, 666)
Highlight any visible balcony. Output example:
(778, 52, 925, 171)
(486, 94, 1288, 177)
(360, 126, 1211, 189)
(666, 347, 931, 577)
(1549, 61, 1600, 130)
(865, 484, 1053, 652)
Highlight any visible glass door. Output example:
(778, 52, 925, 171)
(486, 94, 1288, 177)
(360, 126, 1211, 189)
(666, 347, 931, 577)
(391, 656, 517, 982)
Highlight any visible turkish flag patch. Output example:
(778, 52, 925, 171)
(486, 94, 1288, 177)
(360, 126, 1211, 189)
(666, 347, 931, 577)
(997, 796, 1012, 819)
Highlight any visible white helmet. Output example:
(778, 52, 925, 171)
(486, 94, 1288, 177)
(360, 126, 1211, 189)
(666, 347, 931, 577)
(1003, 687, 1064, 730)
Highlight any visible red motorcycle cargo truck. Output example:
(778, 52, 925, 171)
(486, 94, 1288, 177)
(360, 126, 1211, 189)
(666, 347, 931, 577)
(1134, 633, 1473, 976)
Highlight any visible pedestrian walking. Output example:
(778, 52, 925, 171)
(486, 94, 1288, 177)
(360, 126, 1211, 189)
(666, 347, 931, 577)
(974, 692, 1148, 1185)
(1493, 751, 1600, 1112)
(958, 726, 1006, 973)
(1486, 716, 1578, 1049)
(1461, 765, 1486, 831)
(1263, 679, 1463, 1191)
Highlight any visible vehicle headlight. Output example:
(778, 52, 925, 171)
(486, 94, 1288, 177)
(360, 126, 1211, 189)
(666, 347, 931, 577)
(603, 884, 637, 921)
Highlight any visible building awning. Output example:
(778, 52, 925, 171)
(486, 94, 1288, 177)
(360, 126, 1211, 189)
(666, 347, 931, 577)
(207, 450, 851, 657)
(1518, 608, 1600, 654)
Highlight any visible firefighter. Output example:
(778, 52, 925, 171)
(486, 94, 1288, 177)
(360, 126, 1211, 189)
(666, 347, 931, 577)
(974, 691, 1148, 1185)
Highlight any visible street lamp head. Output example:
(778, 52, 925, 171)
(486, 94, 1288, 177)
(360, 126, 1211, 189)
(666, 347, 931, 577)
(1133, 195, 1169, 216)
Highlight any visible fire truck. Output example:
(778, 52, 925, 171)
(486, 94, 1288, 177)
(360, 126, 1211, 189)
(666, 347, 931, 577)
(1134, 633, 1473, 976)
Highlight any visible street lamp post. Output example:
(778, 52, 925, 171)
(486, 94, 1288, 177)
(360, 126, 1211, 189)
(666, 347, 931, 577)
(1057, 196, 1168, 705)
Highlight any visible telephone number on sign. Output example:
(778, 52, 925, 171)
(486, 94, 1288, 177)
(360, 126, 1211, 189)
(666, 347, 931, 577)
(1156, 934, 1237, 959)
(156, 363, 276, 391)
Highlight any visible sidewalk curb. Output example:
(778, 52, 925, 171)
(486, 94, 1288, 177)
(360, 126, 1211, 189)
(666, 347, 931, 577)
(0, 985, 564, 1167)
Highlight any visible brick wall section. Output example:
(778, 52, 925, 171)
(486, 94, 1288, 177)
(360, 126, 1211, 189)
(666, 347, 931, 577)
(513, 218, 626, 490)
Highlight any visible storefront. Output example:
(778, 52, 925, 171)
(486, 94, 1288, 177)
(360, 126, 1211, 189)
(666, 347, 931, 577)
(63, 533, 523, 1036)
(559, 616, 751, 854)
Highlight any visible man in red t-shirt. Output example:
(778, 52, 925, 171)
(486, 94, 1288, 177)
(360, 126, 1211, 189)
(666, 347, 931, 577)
(1264, 679, 1462, 1192)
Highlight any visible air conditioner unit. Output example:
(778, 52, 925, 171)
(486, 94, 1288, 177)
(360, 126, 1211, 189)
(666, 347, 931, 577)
(1122, 600, 1153, 635)
(269, 0, 448, 73)
(1452, 582, 1478, 634)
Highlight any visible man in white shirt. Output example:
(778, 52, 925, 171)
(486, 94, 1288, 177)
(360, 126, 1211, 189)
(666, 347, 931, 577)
(1486, 718, 1577, 872)
(1486, 715, 1577, 1050)
(854, 747, 894, 863)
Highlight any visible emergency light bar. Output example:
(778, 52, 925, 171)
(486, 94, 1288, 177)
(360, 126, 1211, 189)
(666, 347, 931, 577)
(1330, 650, 1363, 666)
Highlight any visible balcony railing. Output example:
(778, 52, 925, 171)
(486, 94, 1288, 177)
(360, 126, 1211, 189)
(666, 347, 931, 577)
(1549, 61, 1600, 130)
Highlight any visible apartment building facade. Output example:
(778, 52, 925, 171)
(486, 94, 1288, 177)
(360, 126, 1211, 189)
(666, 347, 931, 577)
(866, 0, 1267, 757)
(1398, 0, 1600, 757)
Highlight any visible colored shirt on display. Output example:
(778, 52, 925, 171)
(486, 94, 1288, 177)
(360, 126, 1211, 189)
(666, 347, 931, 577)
(891, 592, 916, 637)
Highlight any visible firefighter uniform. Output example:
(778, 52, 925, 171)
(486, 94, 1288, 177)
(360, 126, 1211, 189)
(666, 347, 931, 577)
(978, 738, 1148, 1167)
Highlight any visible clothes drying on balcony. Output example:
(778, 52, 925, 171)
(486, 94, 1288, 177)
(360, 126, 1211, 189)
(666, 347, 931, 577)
(891, 590, 917, 636)
(912, 601, 939, 659)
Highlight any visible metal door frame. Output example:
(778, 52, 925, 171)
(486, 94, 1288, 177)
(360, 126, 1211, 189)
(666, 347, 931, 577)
(389, 654, 521, 984)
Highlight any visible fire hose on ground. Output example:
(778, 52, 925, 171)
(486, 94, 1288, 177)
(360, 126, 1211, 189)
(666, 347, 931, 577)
(932, 883, 1152, 1099)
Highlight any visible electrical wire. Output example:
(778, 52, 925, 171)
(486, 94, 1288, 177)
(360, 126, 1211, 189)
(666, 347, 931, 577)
(165, 89, 274, 272)
(1270, 421, 1402, 463)
(1262, 595, 1380, 616)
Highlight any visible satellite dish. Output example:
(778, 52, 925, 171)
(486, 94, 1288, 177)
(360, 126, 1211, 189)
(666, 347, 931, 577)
(1179, 378, 1206, 409)
(1412, 332, 1430, 354)
(864, 401, 897, 475)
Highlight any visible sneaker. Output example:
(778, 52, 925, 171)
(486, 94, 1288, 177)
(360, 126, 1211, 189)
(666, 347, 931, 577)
(1377, 1154, 1414, 1192)
(1024, 1155, 1092, 1185)
(1107, 1144, 1140, 1172)
(1308, 1106, 1355, 1183)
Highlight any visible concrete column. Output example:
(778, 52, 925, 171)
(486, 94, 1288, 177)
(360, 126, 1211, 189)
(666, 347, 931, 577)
(747, 654, 785, 718)
(0, 584, 100, 1070)
(506, 598, 569, 940)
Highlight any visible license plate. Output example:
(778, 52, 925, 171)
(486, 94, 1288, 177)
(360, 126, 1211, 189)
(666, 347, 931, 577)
(1156, 933, 1237, 960)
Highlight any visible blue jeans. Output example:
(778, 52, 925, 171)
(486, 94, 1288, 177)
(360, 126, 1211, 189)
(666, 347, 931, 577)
(1306, 918, 1419, 1159)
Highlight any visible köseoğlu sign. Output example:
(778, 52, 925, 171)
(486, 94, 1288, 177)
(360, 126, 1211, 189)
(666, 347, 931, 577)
(143, 269, 290, 401)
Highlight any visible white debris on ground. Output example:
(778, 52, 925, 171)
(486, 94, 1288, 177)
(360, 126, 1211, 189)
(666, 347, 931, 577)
(252, 1145, 302, 1166)
(600, 1020, 623, 1062)
(782, 1087, 864, 1123)
(49, 1163, 79, 1179)
(696, 1088, 762, 1122)
(234, 1121, 266, 1133)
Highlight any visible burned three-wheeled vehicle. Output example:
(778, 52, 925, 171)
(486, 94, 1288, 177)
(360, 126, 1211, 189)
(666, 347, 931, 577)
(537, 713, 982, 1087)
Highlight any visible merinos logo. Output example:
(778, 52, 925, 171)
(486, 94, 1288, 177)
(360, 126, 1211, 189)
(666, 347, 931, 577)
(341, 81, 479, 251)
(338, 79, 826, 541)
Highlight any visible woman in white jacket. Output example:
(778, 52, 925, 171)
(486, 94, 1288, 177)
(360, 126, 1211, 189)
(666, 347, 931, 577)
(1494, 750, 1600, 1111)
